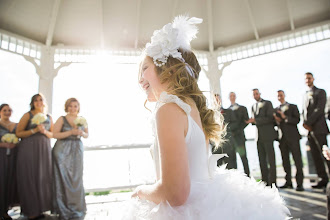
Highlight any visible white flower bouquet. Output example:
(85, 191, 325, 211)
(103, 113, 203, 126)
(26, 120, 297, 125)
(1, 133, 19, 155)
(74, 116, 88, 128)
(31, 113, 47, 125)
(1, 133, 19, 144)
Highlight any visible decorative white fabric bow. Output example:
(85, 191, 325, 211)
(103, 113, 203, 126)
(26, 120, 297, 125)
(145, 16, 203, 68)
(208, 154, 228, 178)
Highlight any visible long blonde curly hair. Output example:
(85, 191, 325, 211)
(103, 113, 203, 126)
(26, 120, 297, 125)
(142, 49, 225, 145)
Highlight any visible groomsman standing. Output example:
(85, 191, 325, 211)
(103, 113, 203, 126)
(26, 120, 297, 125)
(302, 72, 330, 189)
(246, 89, 277, 186)
(229, 92, 250, 176)
(274, 90, 304, 191)
(213, 94, 238, 169)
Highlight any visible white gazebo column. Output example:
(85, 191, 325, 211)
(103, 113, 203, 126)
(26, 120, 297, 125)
(24, 46, 70, 114)
(38, 47, 56, 113)
(204, 53, 232, 99)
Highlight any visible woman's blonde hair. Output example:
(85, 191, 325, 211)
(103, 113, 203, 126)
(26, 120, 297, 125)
(64, 98, 80, 113)
(143, 49, 225, 145)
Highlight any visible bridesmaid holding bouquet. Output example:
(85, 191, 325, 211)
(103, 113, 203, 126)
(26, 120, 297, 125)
(52, 98, 88, 220)
(0, 104, 19, 220)
(16, 94, 53, 220)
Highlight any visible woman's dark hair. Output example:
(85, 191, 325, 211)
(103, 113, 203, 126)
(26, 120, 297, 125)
(0, 104, 10, 118)
(30, 93, 47, 111)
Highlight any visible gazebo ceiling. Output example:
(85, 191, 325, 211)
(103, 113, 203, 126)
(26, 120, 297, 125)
(0, 0, 329, 51)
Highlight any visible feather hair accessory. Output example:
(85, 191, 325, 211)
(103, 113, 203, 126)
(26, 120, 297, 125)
(145, 16, 203, 68)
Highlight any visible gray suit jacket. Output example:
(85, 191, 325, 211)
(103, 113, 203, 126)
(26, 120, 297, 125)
(302, 86, 329, 135)
(231, 104, 249, 141)
(275, 102, 301, 141)
(252, 99, 277, 142)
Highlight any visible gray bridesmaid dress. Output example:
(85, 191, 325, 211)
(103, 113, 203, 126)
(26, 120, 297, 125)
(16, 112, 52, 217)
(52, 116, 86, 220)
(0, 125, 19, 217)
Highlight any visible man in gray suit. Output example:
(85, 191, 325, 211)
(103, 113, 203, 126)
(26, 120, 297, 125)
(229, 92, 250, 176)
(302, 72, 330, 189)
(246, 89, 277, 186)
(213, 94, 238, 169)
(274, 90, 304, 191)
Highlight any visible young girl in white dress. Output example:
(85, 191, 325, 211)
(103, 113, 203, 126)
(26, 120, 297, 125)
(123, 16, 290, 220)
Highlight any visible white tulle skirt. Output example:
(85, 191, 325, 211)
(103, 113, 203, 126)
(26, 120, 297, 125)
(121, 167, 290, 220)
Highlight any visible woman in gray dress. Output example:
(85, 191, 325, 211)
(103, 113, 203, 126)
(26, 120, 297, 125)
(0, 104, 19, 220)
(52, 98, 88, 220)
(16, 94, 53, 220)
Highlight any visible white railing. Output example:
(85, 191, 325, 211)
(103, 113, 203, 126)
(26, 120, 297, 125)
(83, 136, 324, 192)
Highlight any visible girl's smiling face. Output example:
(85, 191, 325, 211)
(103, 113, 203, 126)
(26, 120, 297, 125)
(139, 57, 166, 102)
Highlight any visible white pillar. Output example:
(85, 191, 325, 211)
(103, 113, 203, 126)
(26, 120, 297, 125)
(204, 53, 232, 99)
(38, 47, 56, 113)
(24, 46, 70, 114)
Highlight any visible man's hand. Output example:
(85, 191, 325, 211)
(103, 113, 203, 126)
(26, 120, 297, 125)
(245, 118, 255, 124)
(323, 145, 330, 161)
(277, 110, 286, 119)
(273, 113, 282, 123)
(303, 123, 312, 131)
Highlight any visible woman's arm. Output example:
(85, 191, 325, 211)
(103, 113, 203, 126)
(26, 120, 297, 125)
(82, 127, 89, 138)
(16, 113, 38, 138)
(53, 117, 73, 139)
(133, 103, 190, 206)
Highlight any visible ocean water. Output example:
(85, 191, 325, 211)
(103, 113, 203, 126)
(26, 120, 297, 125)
(82, 136, 327, 191)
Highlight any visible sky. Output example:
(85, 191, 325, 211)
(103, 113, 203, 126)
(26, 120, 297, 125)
(0, 39, 329, 146)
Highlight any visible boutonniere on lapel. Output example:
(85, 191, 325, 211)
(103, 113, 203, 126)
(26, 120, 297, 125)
(307, 91, 314, 105)
(280, 105, 289, 112)
(232, 105, 239, 111)
(307, 91, 313, 100)
(258, 102, 264, 109)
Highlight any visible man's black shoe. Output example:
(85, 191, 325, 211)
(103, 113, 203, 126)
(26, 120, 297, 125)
(311, 180, 328, 189)
(296, 185, 304, 191)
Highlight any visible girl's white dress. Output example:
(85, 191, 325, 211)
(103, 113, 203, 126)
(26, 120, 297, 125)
(122, 92, 290, 220)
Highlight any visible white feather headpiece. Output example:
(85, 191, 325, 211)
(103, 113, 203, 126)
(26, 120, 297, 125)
(145, 15, 203, 67)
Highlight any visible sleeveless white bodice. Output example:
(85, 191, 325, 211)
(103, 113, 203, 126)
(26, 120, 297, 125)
(123, 92, 290, 220)
(151, 92, 212, 181)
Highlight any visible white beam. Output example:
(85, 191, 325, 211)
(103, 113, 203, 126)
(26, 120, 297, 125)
(286, 0, 295, 30)
(134, 0, 142, 49)
(216, 20, 330, 52)
(207, 0, 214, 52)
(243, 0, 259, 40)
(46, 0, 61, 46)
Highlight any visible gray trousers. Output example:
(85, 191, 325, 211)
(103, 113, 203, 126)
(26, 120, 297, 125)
(233, 137, 250, 176)
(279, 138, 304, 186)
(257, 140, 276, 185)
